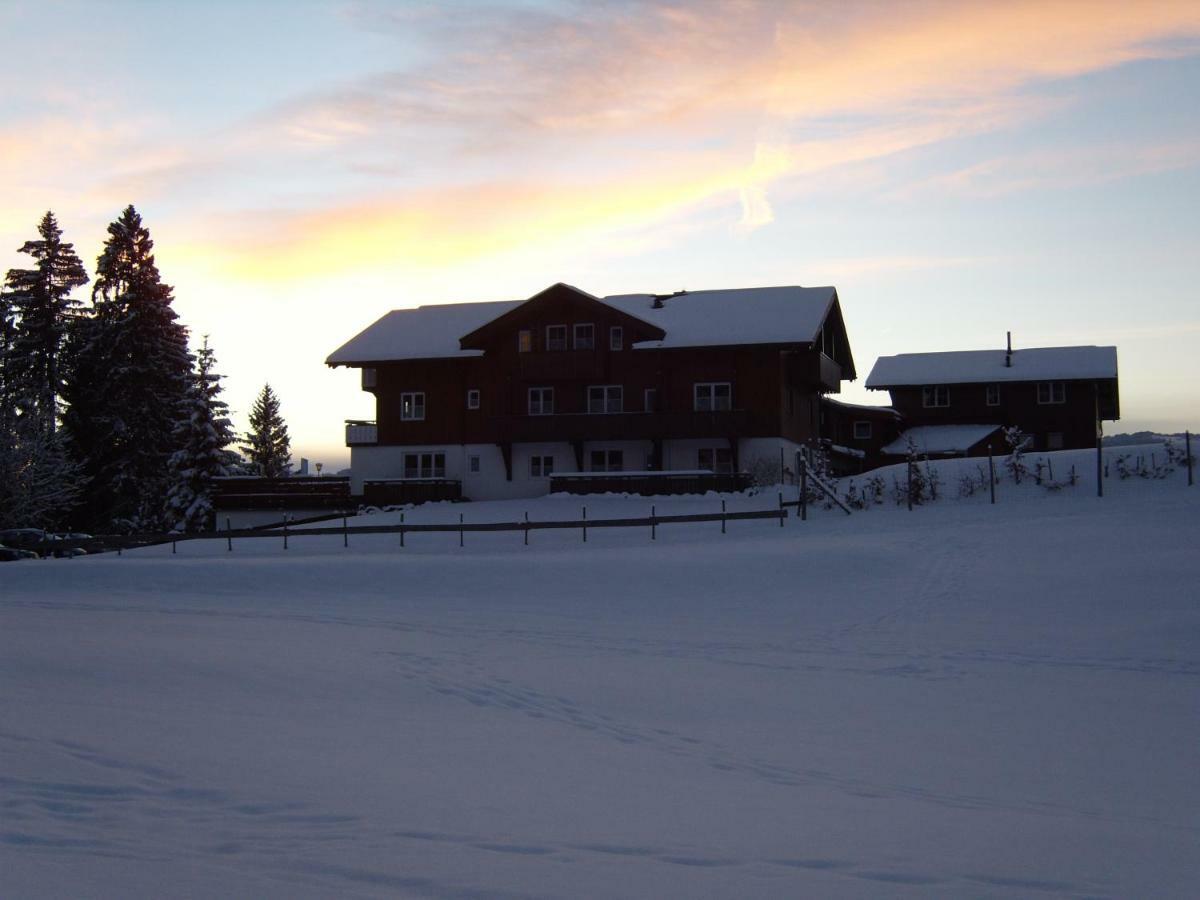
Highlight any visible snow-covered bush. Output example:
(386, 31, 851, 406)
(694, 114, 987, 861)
(1003, 427, 1030, 484)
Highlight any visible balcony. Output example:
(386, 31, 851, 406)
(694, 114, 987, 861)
(493, 408, 768, 443)
(345, 420, 378, 446)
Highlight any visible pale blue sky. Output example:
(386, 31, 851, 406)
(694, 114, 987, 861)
(1, 1, 1198, 466)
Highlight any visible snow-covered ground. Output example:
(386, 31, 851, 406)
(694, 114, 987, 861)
(3, 445, 1198, 898)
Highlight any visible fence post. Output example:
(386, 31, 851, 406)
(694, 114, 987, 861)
(524, 511, 529, 546)
(1188, 431, 1194, 487)
(987, 445, 996, 504)
(721, 499, 726, 534)
(172, 538, 176, 554)
(226, 517, 232, 552)
(800, 455, 808, 522)
(400, 512, 405, 548)
(459, 513, 464, 548)
(343, 516, 348, 549)
(283, 516, 288, 551)
(778, 492, 784, 527)
(907, 461, 913, 511)
(582, 506, 587, 543)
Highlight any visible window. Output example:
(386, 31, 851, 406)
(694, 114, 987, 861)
(574, 323, 594, 350)
(400, 392, 425, 420)
(1037, 382, 1066, 404)
(530, 455, 554, 477)
(362, 367, 377, 388)
(467, 389, 480, 410)
(1047, 432, 1064, 450)
(694, 382, 732, 411)
(546, 324, 567, 351)
(590, 449, 624, 472)
(609, 326, 624, 351)
(644, 388, 657, 411)
(921, 385, 950, 408)
(518, 330, 532, 353)
(588, 385, 623, 414)
(528, 387, 554, 415)
(698, 447, 733, 474)
(468, 454, 481, 473)
(986, 383, 1000, 407)
(853, 421, 872, 440)
(403, 452, 445, 479)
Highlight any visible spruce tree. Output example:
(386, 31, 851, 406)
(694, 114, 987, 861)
(62, 205, 192, 532)
(164, 337, 239, 532)
(2, 211, 88, 435)
(242, 383, 291, 478)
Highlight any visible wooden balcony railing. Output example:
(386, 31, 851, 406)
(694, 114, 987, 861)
(345, 420, 378, 446)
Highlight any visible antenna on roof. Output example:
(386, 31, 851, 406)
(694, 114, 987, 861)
(1005, 331, 1013, 368)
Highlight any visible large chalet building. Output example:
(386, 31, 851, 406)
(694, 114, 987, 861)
(327, 282, 855, 499)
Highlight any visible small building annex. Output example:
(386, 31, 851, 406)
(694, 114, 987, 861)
(326, 282, 856, 500)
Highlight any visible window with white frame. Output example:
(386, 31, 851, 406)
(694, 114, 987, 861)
(644, 388, 657, 411)
(400, 392, 425, 420)
(921, 385, 950, 408)
(986, 383, 1000, 406)
(362, 367, 377, 388)
(574, 323, 594, 350)
(609, 326, 623, 351)
(518, 329, 532, 353)
(590, 449, 624, 472)
(694, 382, 732, 411)
(546, 324, 567, 351)
(698, 447, 733, 473)
(588, 385, 623, 414)
(403, 452, 445, 479)
(528, 387, 554, 415)
(466, 389, 480, 410)
(468, 454, 481, 473)
(853, 421, 872, 440)
(1037, 382, 1066, 404)
(530, 455, 554, 477)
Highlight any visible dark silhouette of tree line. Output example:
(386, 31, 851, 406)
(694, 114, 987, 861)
(0, 207, 291, 534)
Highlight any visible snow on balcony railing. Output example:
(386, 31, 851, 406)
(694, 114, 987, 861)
(345, 420, 377, 446)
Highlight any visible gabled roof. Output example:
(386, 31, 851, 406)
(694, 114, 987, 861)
(326, 300, 523, 364)
(603, 286, 838, 350)
(866, 346, 1118, 388)
(327, 283, 843, 365)
(882, 424, 1003, 456)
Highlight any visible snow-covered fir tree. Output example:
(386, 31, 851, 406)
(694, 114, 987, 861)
(62, 206, 192, 532)
(1, 211, 89, 435)
(242, 383, 291, 478)
(163, 338, 239, 532)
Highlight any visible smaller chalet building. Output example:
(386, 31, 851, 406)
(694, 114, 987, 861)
(327, 282, 856, 499)
(866, 343, 1119, 454)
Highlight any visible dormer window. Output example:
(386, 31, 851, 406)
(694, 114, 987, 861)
(922, 385, 950, 408)
(574, 323, 594, 350)
(546, 325, 567, 351)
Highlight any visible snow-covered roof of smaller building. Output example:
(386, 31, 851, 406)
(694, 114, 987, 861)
(882, 424, 1003, 456)
(866, 346, 1117, 388)
(821, 397, 899, 416)
(326, 300, 524, 364)
(602, 286, 836, 349)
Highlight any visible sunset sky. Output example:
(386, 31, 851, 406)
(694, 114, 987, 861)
(2, 0, 1198, 467)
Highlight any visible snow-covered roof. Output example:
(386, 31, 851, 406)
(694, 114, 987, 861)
(821, 397, 900, 416)
(602, 286, 837, 349)
(327, 300, 524, 364)
(866, 346, 1117, 388)
(882, 425, 1003, 456)
(328, 285, 838, 364)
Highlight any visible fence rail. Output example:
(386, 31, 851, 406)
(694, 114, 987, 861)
(31, 504, 790, 556)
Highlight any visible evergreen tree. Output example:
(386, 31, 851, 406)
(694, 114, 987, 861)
(62, 205, 192, 532)
(164, 337, 239, 532)
(242, 383, 291, 478)
(0, 421, 84, 531)
(1, 211, 88, 435)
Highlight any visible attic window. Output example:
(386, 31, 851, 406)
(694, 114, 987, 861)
(574, 323, 594, 350)
(518, 330, 532, 353)
(986, 384, 1000, 406)
(922, 385, 950, 408)
(546, 325, 567, 351)
(610, 326, 623, 351)
(467, 389, 480, 410)
(1037, 382, 1066, 404)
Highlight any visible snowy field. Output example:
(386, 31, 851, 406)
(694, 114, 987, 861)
(3, 446, 1198, 898)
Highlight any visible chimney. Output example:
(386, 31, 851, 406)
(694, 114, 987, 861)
(1005, 331, 1012, 368)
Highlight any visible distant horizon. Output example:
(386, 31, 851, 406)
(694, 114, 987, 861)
(2, 1, 1197, 468)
